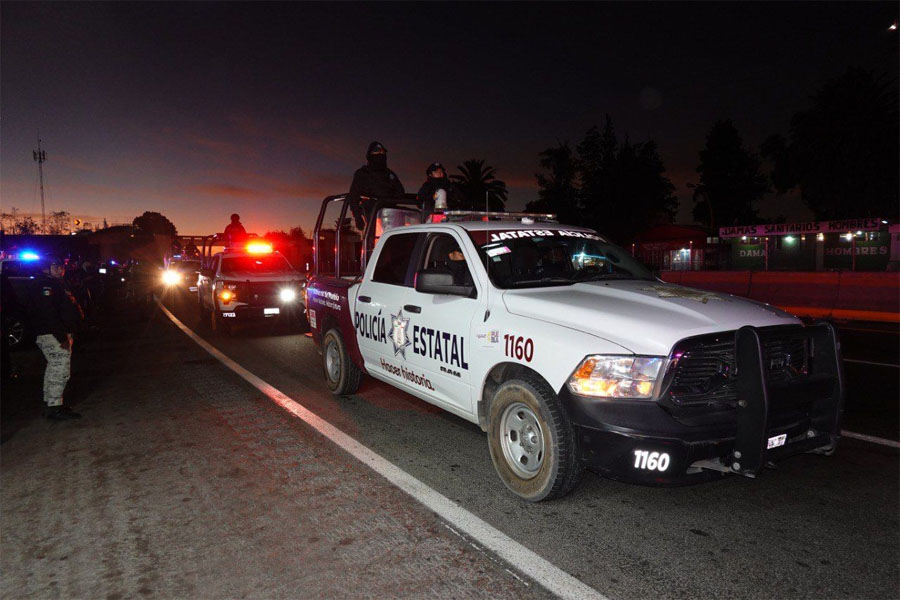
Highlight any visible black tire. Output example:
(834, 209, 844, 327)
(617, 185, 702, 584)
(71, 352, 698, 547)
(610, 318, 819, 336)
(322, 328, 362, 395)
(208, 301, 232, 336)
(198, 296, 211, 329)
(487, 373, 583, 502)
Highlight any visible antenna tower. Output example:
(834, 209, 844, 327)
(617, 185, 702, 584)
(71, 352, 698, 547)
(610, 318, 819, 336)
(33, 136, 47, 233)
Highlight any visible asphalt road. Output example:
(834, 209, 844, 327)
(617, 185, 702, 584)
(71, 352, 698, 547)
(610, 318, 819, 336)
(1, 304, 552, 600)
(154, 287, 899, 599)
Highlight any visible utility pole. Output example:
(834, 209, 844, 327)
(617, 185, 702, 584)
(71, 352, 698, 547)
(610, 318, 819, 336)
(33, 136, 47, 233)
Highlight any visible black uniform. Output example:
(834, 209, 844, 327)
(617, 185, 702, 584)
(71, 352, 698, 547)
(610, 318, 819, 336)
(224, 221, 247, 245)
(26, 274, 81, 344)
(348, 142, 405, 229)
(417, 175, 464, 217)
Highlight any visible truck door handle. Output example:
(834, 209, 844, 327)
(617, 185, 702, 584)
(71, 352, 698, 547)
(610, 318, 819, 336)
(404, 304, 421, 313)
(358, 296, 371, 303)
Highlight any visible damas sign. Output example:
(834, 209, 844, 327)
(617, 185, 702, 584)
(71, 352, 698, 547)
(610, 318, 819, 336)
(720, 218, 883, 239)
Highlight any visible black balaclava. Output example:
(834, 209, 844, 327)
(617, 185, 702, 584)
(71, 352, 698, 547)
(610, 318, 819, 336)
(366, 141, 388, 170)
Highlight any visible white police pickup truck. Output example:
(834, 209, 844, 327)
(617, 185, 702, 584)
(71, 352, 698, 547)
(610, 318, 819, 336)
(197, 240, 306, 335)
(306, 196, 844, 501)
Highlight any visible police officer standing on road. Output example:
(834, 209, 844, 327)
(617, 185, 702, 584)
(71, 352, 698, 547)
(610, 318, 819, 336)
(348, 142, 405, 229)
(26, 256, 82, 420)
(223, 214, 247, 246)
(417, 162, 463, 220)
(66, 259, 99, 326)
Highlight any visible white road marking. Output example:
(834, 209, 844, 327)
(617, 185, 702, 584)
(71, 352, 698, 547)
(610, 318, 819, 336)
(155, 298, 606, 600)
(843, 358, 900, 369)
(841, 431, 900, 449)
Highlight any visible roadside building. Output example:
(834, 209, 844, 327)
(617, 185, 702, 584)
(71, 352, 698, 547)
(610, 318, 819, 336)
(719, 218, 893, 271)
(633, 224, 721, 272)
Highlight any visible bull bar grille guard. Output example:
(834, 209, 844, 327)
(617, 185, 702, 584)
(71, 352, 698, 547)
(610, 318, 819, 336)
(692, 323, 845, 477)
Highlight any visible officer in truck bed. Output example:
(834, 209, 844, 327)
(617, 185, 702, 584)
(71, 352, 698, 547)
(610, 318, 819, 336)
(348, 141, 405, 229)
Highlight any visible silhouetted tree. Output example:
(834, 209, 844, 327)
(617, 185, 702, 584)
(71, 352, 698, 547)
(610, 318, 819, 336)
(133, 211, 177, 237)
(526, 143, 579, 223)
(763, 68, 899, 219)
(450, 159, 508, 211)
(264, 226, 310, 243)
(577, 117, 618, 218)
(620, 138, 678, 229)
(532, 116, 677, 243)
(47, 211, 70, 234)
(14, 216, 39, 235)
(694, 120, 768, 227)
(0, 207, 20, 232)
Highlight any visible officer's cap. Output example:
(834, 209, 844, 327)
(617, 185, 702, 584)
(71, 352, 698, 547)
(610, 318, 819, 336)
(367, 141, 387, 156)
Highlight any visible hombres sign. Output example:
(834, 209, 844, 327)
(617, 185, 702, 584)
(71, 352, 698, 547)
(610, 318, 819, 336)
(720, 218, 883, 239)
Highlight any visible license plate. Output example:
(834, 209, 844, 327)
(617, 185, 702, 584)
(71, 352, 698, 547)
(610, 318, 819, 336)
(264, 307, 280, 315)
(767, 434, 787, 449)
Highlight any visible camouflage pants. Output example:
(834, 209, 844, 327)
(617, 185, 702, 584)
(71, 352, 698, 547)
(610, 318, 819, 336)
(35, 334, 71, 407)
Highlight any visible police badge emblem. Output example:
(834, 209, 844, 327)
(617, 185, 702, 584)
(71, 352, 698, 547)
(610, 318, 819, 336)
(389, 309, 412, 358)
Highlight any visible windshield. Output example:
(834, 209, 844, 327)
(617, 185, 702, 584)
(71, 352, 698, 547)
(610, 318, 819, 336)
(174, 260, 200, 272)
(468, 228, 655, 288)
(221, 255, 293, 274)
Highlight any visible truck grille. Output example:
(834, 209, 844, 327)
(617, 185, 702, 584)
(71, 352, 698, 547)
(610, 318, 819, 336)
(239, 282, 280, 306)
(664, 327, 809, 409)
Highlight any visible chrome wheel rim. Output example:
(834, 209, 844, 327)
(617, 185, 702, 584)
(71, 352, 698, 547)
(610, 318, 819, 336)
(325, 340, 341, 383)
(499, 402, 545, 479)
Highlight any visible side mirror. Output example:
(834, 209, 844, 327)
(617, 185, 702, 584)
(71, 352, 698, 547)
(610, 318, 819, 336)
(415, 269, 474, 297)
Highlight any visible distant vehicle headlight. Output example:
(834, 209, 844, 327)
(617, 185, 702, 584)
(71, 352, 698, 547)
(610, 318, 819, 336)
(162, 270, 182, 285)
(568, 355, 664, 399)
(279, 288, 297, 302)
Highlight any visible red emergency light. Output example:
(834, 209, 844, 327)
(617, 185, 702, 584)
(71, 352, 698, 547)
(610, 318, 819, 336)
(246, 241, 273, 254)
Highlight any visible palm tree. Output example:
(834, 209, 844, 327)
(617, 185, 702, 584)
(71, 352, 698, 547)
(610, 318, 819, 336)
(450, 159, 508, 211)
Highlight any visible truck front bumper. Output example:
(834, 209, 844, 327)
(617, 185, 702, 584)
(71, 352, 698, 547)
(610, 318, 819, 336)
(218, 303, 306, 322)
(561, 323, 844, 486)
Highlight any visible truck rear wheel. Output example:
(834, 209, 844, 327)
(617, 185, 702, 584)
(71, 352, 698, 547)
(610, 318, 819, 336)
(487, 374, 582, 501)
(322, 328, 362, 395)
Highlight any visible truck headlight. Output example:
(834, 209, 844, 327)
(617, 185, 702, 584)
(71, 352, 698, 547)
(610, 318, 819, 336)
(279, 288, 297, 302)
(162, 270, 181, 285)
(568, 356, 664, 399)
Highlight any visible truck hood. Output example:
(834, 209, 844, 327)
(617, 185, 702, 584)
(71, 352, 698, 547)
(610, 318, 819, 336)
(501, 279, 800, 356)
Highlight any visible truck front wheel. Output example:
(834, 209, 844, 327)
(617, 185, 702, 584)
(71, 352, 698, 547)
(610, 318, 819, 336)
(322, 328, 362, 395)
(487, 374, 583, 501)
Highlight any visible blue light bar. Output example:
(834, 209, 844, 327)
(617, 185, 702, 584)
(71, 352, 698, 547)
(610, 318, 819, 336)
(19, 251, 41, 261)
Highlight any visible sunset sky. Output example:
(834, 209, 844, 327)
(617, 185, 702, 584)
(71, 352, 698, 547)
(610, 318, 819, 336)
(2, 2, 896, 235)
